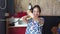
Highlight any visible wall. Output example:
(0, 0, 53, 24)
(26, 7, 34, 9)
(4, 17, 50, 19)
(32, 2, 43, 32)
(14, 0, 60, 16)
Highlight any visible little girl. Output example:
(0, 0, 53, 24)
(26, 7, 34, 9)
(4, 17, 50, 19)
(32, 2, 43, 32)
(22, 5, 44, 34)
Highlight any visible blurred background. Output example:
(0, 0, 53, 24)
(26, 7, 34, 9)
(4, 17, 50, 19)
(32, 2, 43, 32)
(0, 0, 60, 34)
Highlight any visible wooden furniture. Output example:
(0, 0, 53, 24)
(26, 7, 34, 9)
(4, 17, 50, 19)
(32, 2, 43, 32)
(6, 12, 27, 34)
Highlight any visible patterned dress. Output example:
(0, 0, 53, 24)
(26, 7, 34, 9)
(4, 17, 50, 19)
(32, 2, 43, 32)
(25, 18, 44, 34)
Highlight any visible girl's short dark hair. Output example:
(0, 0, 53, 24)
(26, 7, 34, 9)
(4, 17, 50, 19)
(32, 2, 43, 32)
(32, 5, 41, 13)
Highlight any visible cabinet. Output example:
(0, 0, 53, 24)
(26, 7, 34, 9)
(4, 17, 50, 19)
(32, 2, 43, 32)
(6, 18, 27, 34)
(8, 27, 26, 34)
(6, 12, 27, 34)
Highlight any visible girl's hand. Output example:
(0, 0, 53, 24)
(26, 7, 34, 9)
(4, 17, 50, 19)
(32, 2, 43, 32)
(21, 15, 28, 23)
(27, 10, 34, 18)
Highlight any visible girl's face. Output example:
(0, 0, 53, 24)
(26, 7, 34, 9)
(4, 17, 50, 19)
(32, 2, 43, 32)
(33, 7, 40, 17)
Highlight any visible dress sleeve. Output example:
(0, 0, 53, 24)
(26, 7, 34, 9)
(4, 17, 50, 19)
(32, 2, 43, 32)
(40, 17, 45, 26)
(33, 17, 44, 26)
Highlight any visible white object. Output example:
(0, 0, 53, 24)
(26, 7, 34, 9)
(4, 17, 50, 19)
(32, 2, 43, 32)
(5, 13, 9, 16)
(14, 18, 27, 27)
(28, 5, 31, 10)
(28, 3, 32, 10)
